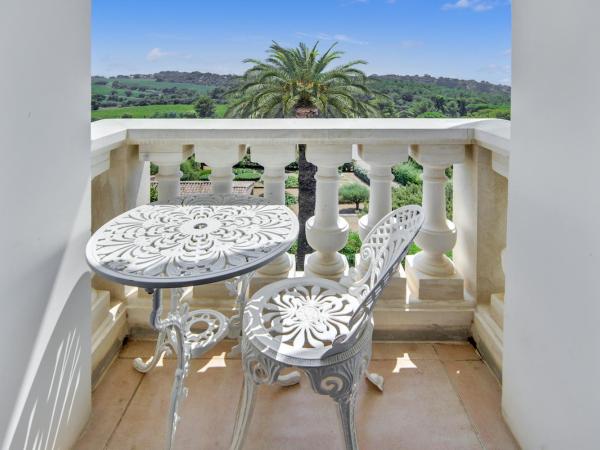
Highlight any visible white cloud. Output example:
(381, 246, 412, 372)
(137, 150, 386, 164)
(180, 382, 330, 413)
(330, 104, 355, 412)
(295, 32, 367, 45)
(503, 48, 512, 56)
(146, 48, 191, 62)
(147, 48, 172, 61)
(442, 0, 496, 12)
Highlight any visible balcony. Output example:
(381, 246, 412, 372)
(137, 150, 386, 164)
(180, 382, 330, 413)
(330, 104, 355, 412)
(83, 118, 513, 447)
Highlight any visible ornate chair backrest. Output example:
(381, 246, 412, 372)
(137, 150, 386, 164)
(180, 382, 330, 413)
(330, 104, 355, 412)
(325, 205, 423, 357)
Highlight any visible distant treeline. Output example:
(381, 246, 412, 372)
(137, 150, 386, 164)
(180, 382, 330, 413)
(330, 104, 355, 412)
(92, 71, 510, 119)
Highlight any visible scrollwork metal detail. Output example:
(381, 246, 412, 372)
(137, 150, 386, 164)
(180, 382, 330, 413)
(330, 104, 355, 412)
(261, 283, 359, 350)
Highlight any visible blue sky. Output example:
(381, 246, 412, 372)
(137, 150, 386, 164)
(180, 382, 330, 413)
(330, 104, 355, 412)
(92, 0, 511, 84)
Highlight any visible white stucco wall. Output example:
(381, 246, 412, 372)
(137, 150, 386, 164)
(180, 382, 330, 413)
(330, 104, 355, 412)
(0, 0, 91, 448)
(504, 1, 600, 448)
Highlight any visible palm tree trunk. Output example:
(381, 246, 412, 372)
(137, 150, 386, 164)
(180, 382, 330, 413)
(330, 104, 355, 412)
(296, 143, 316, 270)
(294, 106, 319, 270)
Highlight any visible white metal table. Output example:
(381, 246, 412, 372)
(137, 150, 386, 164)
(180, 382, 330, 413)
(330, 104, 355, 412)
(86, 201, 298, 449)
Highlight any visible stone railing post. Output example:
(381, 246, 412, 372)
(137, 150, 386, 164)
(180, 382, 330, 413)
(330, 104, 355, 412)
(490, 248, 506, 330)
(196, 144, 246, 194)
(90, 143, 148, 382)
(304, 144, 352, 279)
(356, 143, 409, 306)
(460, 144, 509, 377)
(406, 144, 465, 301)
(139, 143, 193, 203)
(357, 144, 408, 238)
(250, 144, 296, 279)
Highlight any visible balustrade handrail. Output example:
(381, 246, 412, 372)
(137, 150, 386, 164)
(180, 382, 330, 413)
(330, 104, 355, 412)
(91, 118, 510, 156)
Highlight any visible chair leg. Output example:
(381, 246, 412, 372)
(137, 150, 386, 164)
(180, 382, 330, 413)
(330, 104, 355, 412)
(229, 373, 257, 450)
(335, 392, 360, 450)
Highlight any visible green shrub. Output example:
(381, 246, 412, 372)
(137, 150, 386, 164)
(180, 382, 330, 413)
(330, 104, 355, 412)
(392, 180, 453, 218)
(150, 162, 159, 176)
(417, 111, 446, 118)
(285, 192, 298, 206)
(288, 240, 298, 255)
(285, 173, 299, 188)
(353, 164, 370, 184)
(181, 169, 211, 181)
(234, 153, 262, 170)
(339, 183, 369, 211)
(288, 231, 362, 266)
(392, 162, 422, 185)
(392, 183, 422, 209)
(233, 168, 262, 181)
(446, 182, 453, 219)
(150, 184, 158, 202)
(341, 232, 362, 267)
(194, 95, 215, 118)
(179, 111, 198, 118)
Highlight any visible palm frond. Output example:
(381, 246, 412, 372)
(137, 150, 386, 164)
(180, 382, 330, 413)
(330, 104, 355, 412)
(228, 40, 374, 118)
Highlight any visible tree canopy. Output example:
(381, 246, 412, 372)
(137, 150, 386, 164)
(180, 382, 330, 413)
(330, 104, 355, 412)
(225, 41, 377, 118)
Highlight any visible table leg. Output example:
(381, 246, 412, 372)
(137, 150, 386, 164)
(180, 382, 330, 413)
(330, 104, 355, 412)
(165, 317, 188, 450)
(140, 288, 229, 450)
(132, 288, 181, 373)
(133, 328, 171, 373)
(226, 272, 254, 357)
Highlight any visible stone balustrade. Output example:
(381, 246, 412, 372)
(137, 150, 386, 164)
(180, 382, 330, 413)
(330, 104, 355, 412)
(90, 118, 510, 378)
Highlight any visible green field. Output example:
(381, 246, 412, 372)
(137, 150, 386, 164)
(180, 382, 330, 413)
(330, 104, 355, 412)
(92, 79, 214, 96)
(92, 103, 227, 120)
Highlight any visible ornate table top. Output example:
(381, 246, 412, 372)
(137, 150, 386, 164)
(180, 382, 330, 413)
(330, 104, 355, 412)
(86, 203, 299, 288)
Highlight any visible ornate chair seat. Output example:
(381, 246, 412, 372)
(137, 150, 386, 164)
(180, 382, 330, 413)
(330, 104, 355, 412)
(244, 278, 368, 367)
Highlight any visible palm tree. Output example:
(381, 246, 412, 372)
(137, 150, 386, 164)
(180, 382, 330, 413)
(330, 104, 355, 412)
(226, 41, 376, 269)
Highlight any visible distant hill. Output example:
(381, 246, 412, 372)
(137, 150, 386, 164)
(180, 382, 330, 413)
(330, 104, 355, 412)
(369, 74, 510, 95)
(111, 71, 510, 94)
(125, 71, 240, 88)
(92, 71, 510, 120)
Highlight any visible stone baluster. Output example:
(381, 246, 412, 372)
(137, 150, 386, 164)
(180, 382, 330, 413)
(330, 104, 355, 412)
(250, 144, 296, 279)
(406, 144, 465, 301)
(196, 143, 246, 194)
(304, 144, 352, 279)
(356, 144, 409, 305)
(190, 143, 245, 302)
(357, 144, 408, 238)
(139, 142, 193, 203)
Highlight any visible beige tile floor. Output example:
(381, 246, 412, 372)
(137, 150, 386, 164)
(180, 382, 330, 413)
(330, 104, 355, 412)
(75, 340, 519, 450)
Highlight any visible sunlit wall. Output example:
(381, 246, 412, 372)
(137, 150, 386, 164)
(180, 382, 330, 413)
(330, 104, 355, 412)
(0, 0, 92, 448)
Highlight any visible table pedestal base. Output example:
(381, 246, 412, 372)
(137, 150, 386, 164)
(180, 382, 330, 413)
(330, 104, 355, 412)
(137, 288, 229, 450)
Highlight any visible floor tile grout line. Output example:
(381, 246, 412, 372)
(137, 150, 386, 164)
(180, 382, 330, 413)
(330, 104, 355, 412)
(440, 360, 487, 450)
(104, 372, 146, 450)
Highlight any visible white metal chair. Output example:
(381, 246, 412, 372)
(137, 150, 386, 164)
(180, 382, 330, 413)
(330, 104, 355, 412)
(230, 205, 424, 450)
